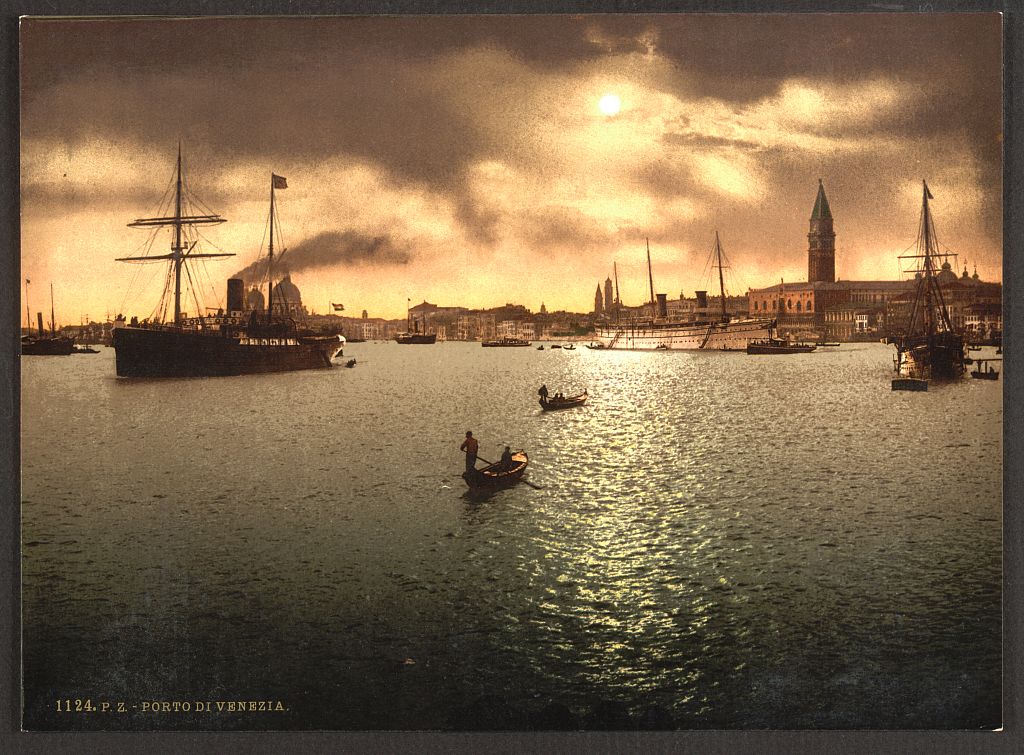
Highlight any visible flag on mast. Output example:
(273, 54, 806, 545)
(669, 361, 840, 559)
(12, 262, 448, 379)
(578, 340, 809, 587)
(332, 303, 345, 312)
(272, 174, 288, 189)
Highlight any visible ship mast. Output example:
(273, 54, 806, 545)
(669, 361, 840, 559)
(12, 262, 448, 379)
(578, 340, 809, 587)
(49, 283, 56, 335)
(119, 144, 233, 323)
(267, 176, 275, 318)
(24, 279, 30, 332)
(646, 238, 656, 315)
(173, 146, 184, 323)
(714, 231, 727, 321)
(903, 180, 954, 340)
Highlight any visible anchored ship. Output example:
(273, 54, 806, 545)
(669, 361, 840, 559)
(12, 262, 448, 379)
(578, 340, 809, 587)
(891, 181, 966, 381)
(21, 281, 74, 356)
(594, 235, 774, 351)
(112, 148, 343, 377)
(394, 299, 437, 344)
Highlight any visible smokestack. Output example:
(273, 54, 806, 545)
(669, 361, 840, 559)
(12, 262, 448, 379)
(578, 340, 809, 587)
(695, 291, 708, 309)
(227, 278, 244, 314)
(37, 312, 44, 337)
(656, 293, 668, 318)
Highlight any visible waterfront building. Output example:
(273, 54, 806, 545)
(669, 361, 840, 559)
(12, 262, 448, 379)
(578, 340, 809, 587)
(594, 284, 604, 315)
(604, 277, 614, 312)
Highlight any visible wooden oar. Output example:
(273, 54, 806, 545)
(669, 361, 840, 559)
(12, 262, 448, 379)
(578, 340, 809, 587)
(464, 451, 542, 490)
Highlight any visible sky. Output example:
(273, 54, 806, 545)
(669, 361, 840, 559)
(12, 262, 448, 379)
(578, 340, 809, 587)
(20, 14, 1002, 323)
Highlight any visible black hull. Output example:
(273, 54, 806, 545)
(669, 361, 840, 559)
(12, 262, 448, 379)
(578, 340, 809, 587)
(395, 333, 437, 344)
(113, 327, 342, 377)
(21, 337, 75, 355)
(745, 340, 815, 354)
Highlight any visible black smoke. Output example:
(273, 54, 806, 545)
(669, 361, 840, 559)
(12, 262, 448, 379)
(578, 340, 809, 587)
(232, 230, 410, 283)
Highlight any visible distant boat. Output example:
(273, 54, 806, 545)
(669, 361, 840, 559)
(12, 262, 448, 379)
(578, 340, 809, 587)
(594, 234, 774, 351)
(539, 391, 588, 411)
(971, 359, 999, 380)
(394, 300, 437, 344)
(111, 149, 344, 377)
(21, 284, 74, 356)
(550, 344, 562, 349)
(891, 181, 966, 381)
(815, 341, 840, 347)
(537, 345, 544, 350)
(746, 339, 816, 355)
(463, 451, 529, 491)
(563, 343, 576, 351)
(482, 337, 531, 347)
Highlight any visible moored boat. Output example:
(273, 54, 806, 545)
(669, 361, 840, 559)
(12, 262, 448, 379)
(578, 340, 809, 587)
(746, 338, 816, 355)
(463, 451, 529, 490)
(394, 300, 437, 344)
(891, 181, 966, 382)
(594, 234, 773, 351)
(482, 337, 531, 347)
(21, 283, 74, 356)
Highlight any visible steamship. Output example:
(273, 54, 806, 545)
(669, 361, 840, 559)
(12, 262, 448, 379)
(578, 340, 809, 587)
(594, 235, 774, 351)
(112, 149, 343, 378)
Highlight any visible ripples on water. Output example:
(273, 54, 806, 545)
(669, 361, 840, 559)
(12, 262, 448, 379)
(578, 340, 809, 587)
(21, 343, 1001, 729)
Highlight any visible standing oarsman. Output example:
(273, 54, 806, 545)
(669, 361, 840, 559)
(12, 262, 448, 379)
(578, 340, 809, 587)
(460, 431, 479, 473)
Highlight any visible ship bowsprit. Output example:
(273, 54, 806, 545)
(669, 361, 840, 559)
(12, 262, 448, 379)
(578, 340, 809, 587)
(113, 327, 344, 377)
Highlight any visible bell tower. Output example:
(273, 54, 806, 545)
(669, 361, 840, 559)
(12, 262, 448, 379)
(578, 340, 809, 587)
(808, 179, 835, 283)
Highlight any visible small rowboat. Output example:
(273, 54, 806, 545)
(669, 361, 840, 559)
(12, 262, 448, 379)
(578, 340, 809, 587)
(463, 451, 529, 490)
(539, 391, 588, 411)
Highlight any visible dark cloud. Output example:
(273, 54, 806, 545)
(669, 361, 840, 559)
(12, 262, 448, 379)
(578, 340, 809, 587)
(232, 230, 410, 284)
(20, 14, 1002, 285)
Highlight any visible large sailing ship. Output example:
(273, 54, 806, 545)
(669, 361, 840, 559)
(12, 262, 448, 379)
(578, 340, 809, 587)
(891, 181, 966, 381)
(594, 235, 774, 351)
(112, 148, 343, 377)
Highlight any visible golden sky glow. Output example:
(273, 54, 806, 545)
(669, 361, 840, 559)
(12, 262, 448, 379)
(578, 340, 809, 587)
(20, 15, 1002, 323)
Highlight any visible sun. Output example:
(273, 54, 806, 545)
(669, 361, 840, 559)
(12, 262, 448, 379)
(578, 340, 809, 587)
(598, 93, 621, 116)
